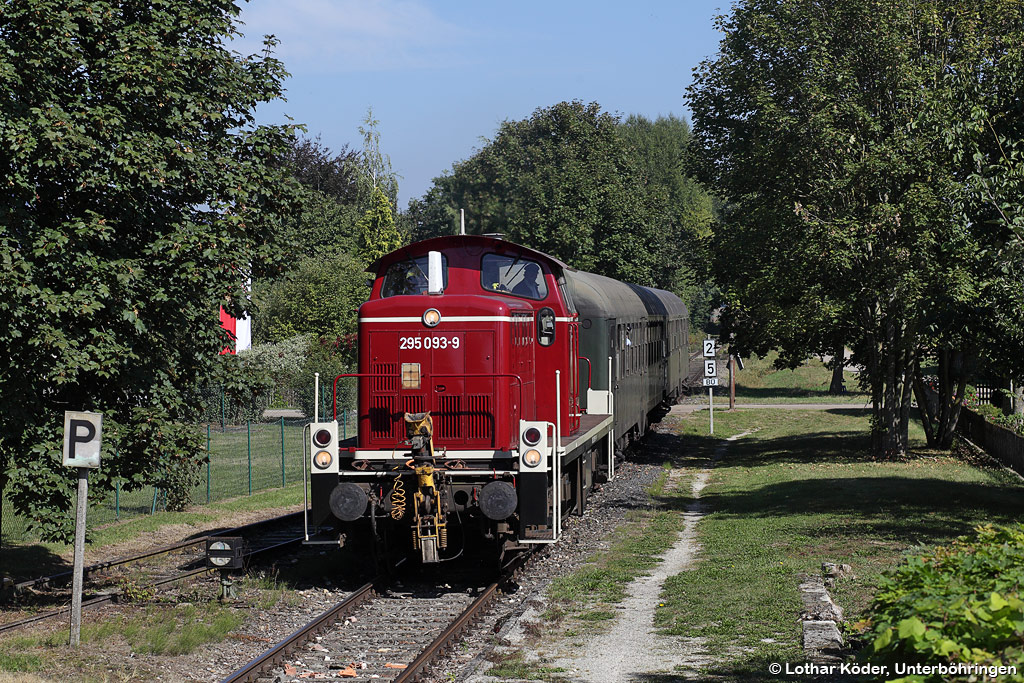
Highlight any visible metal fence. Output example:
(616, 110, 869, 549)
(1, 410, 358, 545)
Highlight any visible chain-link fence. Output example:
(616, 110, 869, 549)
(1, 408, 358, 545)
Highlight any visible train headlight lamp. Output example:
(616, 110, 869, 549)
(309, 421, 339, 474)
(422, 308, 441, 327)
(522, 448, 542, 468)
(523, 427, 542, 446)
(313, 450, 333, 470)
(313, 428, 333, 448)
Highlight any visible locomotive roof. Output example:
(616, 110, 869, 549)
(369, 234, 573, 273)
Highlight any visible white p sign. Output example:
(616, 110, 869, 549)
(63, 411, 103, 468)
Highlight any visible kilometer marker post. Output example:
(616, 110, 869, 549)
(703, 338, 717, 435)
(709, 386, 714, 434)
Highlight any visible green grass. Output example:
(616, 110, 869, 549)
(1, 483, 305, 581)
(0, 603, 244, 677)
(2, 418, 330, 546)
(485, 652, 566, 681)
(729, 352, 870, 404)
(654, 408, 1024, 681)
(546, 464, 689, 620)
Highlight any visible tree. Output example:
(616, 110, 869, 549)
(353, 109, 402, 261)
(284, 135, 360, 205)
(279, 136, 362, 256)
(0, 1, 302, 539)
(618, 114, 717, 326)
(252, 253, 369, 348)
(411, 101, 671, 287)
(688, 0, 1024, 456)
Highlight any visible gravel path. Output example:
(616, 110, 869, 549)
(543, 430, 751, 682)
(548, 467, 711, 681)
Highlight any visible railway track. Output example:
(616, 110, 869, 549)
(222, 550, 536, 683)
(0, 511, 305, 635)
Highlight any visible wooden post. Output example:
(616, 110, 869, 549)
(69, 468, 88, 646)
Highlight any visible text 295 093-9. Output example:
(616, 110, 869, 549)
(399, 336, 461, 350)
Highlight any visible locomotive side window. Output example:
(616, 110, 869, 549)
(481, 254, 548, 300)
(381, 255, 448, 297)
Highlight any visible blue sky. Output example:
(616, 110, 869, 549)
(236, 1, 727, 208)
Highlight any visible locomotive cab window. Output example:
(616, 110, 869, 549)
(481, 254, 548, 300)
(381, 255, 448, 297)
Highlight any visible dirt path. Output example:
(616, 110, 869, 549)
(546, 430, 752, 682)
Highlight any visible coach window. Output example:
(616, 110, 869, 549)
(481, 254, 548, 300)
(381, 255, 448, 297)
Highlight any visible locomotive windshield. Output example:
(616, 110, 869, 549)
(481, 254, 548, 300)
(381, 254, 448, 297)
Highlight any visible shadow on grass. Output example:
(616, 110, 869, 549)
(0, 544, 69, 584)
(736, 386, 869, 402)
(655, 425, 1024, 548)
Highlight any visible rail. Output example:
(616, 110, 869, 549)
(219, 582, 378, 683)
(1, 512, 304, 635)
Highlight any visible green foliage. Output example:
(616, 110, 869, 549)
(411, 101, 683, 288)
(0, 0, 303, 540)
(278, 136, 362, 257)
(295, 336, 357, 419)
(357, 186, 402, 263)
(284, 135, 360, 205)
(252, 252, 369, 345)
(118, 578, 157, 603)
(357, 107, 399, 208)
(618, 113, 718, 316)
(688, 1, 1024, 456)
(865, 524, 1024, 679)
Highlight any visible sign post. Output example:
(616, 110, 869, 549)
(63, 411, 102, 647)
(703, 339, 717, 435)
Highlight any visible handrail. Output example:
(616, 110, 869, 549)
(578, 355, 592, 392)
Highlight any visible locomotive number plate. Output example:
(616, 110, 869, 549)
(399, 336, 461, 350)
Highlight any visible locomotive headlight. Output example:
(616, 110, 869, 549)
(522, 449, 542, 468)
(313, 428, 333, 448)
(422, 308, 441, 327)
(523, 427, 542, 446)
(313, 450, 333, 470)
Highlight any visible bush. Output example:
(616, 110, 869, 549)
(295, 336, 357, 421)
(973, 402, 1003, 420)
(196, 352, 275, 426)
(863, 524, 1024, 680)
(994, 413, 1024, 436)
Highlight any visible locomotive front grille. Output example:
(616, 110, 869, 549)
(403, 394, 424, 415)
(467, 394, 492, 443)
(372, 363, 398, 392)
(438, 395, 462, 439)
(370, 395, 398, 439)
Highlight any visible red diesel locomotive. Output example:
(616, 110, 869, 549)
(304, 235, 689, 563)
